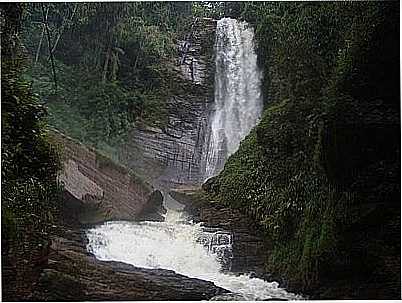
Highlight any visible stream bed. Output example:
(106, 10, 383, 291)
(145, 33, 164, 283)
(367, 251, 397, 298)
(86, 208, 302, 301)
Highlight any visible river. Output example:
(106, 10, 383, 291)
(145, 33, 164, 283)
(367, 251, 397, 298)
(86, 203, 302, 301)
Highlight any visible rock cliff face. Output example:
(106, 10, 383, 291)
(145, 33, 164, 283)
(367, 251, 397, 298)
(118, 18, 217, 188)
(50, 129, 164, 223)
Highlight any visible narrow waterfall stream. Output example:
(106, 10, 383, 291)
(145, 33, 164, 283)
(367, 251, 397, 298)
(204, 18, 263, 179)
(86, 205, 301, 301)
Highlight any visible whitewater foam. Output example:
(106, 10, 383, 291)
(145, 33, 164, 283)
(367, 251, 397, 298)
(86, 209, 301, 300)
(203, 18, 263, 179)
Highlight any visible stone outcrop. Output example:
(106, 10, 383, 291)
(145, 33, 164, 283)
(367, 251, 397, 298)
(137, 190, 167, 221)
(50, 129, 164, 223)
(118, 18, 217, 188)
(169, 189, 270, 277)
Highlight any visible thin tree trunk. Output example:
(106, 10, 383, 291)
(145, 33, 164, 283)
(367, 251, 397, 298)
(34, 7, 48, 66)
(102, 43, 112, 84)
(41, 3, 57, 93)
(50, 4, 78, 55)
(34, 24, 45, 65)
(111, 51, 119, 82)
(133, 40, 144, 72)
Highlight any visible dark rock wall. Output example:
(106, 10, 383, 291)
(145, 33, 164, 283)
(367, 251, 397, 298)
(119, 18, 217, 188)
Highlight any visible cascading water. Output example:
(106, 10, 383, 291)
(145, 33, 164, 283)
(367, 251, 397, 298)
(85, 19, 300, 301)
(203, 18, 263, 179)
(87, 207, 301, 301)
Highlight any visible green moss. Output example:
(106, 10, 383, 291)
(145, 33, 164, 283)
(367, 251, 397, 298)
(205, 2, 400, 297)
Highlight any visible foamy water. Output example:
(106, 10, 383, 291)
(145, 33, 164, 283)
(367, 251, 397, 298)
(86, 209, 302, 300)
(203, 18, 263, 179)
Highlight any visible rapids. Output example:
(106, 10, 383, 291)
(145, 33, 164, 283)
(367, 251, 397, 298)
(86, 208, 301, 300)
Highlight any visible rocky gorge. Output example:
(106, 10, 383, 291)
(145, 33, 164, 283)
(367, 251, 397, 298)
(2, 14, 265, 300)
(27, 129, 290, 301)
(20, 16, 301, 300)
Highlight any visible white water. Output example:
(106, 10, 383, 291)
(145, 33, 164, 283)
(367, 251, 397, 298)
(86, 208, 301, 301)
(204, 18, 263, 179)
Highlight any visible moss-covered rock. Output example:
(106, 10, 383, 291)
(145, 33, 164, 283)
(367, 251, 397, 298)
(206, 2, 400, 299)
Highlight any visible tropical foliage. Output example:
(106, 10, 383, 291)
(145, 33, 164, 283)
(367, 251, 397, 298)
(2, 2, 400, 300)
(23, 2, 192, 148)
(204, 2, 400, 298)
(1, 3, 62, 299)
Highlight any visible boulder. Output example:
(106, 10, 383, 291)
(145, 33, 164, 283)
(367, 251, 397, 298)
(137, 190, 167, 222)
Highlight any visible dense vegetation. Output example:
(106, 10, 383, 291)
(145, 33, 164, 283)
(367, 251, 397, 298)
(204, 2, 400, 298)
(23, 2, 193, 150)
(1, 4, 62, 299)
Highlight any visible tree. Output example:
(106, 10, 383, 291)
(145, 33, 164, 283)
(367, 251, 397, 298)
(1, 3, 61, 299)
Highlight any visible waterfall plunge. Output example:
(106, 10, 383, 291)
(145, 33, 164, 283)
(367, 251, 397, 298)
(204, 18, 263, 179)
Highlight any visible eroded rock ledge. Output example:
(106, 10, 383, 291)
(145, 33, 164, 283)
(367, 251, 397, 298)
(32, 227, 226, 301)
(50, 129, 165, 223)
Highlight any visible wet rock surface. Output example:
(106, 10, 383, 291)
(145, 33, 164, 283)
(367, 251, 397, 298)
(32, 196, 227, 301)
(198, 206, 269, 274)
(169, 190, 270, 276)
(32, 228, 227, 301)
(137, 190, 167, 222)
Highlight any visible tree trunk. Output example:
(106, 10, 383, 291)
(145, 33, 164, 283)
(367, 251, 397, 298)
(50, 4, 78, 55)
(111, 51, 119, 82)
(133, 40, 144, 72)
(35, 6, 48, 65)
(102, 43, 112, 84)
(41, 3, 57, 93)
(34, 24, 45, 65)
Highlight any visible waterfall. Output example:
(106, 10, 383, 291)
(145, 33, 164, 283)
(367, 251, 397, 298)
(203, 18, 263, 179)
(84, 19, 301, 301)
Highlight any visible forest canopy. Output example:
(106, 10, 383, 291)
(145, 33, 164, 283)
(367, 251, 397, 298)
(23, 2, 194, 148)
